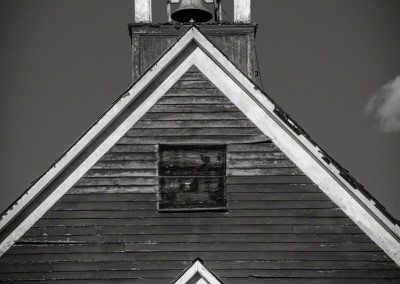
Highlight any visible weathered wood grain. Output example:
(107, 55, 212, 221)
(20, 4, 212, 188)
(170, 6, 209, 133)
(92, 161, 156, 170)
(4, 251, 383, 262)
(109, 144, 157, 153)
(23, 225, 293, 236)
(7, 268, 398, 281)
(131, 120, 256, 128)
(126, 127, 261, 136)
(228, 152, 288, 160)
(228, 143, 280, 152)
(84, 169, 157, 177)
(227, 184, 322, 193)
(179, 72, 208, 81)
(141, 112, 247, 120)
(0, 261, 134, 273)
(67, 186, 157, 194)
(33, 217, 353, 227)
(227, 168, 304, 176)
(147, 104, 238, 113)
(293, 225, 364, 234)
(60, 193, 156, 202)
(75, 177, 157, 186)
(3, 60, 399, 283)
(227, 176, 313, 184)
(169, 80, 216, 89)
(228, 192, 331, 201)
(100, 152, 157, 161)
(228, 159, 296, 168)
(164, 88, 223, 96)
(125, 242, 381, 253)
(19, 233, 373, 244)
(118, 135, 268, 144)
(157, 96, 231, 105)
(0, 260, 395, 275)
(50, 201, 156, 211)
(229, 200, 337, 209)
(41, 208, 347, 219)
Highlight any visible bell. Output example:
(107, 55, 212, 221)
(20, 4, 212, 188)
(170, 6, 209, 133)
(171, 0, 213, 23)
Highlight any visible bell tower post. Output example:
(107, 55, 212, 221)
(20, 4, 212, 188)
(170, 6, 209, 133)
(130, 0, 256, 82)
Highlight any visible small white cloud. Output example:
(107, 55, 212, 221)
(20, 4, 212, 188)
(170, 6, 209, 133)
(365, 75, 400, 133)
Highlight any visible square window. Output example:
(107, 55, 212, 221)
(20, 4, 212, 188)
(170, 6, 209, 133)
(158, 145, 227, 212)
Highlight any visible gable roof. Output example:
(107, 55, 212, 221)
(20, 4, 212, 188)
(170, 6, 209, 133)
(0, 26, 399, 265)
(173, 258, 223, 284)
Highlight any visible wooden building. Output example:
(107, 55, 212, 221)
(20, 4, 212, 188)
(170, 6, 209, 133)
(1, 1, 400, 283)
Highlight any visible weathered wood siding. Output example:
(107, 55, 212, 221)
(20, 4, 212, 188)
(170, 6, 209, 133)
(130, 24, 256, 81)
(1, 68, 400, 283)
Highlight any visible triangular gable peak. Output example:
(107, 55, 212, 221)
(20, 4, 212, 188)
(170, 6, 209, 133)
(173, 259, 223, 284)
(0, 27, 399, 264)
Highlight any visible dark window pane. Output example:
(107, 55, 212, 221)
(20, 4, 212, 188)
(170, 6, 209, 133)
(158, 145, 226, 211)
(159, 145, 226, 176)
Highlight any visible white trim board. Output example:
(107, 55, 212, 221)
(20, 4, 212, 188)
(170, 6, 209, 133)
(0, 27, 399, 265)
(173, 259, 222, 284)
(0, 28, 197, 255)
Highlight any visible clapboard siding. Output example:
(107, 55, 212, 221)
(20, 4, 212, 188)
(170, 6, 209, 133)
(1, 68, 399, 283)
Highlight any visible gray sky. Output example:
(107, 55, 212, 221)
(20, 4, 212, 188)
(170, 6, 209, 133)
(0, 0, 399, 219)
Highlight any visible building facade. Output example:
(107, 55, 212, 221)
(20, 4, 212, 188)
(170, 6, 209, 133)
(0, 1, 399, 283)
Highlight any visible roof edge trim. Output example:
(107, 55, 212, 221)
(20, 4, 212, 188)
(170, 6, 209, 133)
(173, 258, 223, 284)
(0, 26, 398, 266)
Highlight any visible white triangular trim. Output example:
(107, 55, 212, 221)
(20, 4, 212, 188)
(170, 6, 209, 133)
(0, 26, 197, 232)
(189, 28, 400, 264)
(0, 28, 198, 255)
(174, 259, 222, 284)
(0, 27, 399, 266)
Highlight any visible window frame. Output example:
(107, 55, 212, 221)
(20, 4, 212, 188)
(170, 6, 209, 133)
(157, 144, 227, 212)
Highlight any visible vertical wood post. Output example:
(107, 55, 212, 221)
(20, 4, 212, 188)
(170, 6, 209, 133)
(167, 0, 172, 23)
(234, 0, 251, 23)
(135, 0, 152, 23)
(218, 0, 222, 22)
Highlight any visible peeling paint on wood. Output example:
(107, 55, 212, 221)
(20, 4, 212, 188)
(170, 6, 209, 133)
(1, 26, 400, 283)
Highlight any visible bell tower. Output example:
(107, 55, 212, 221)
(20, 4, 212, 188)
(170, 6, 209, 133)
(130, 0, 256, 81)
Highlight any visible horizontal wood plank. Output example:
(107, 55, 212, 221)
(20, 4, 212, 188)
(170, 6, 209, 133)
(118, 135, 269, 144)
(23, 225, 293, 237)
(158, 96, 231, 105)
(84, 169, 157, 177)
(131, 120, 256, 128)
(141, 112, 247, 120)
(227, 168, 304, 176)
(228, 160, 296, 168)
(3, 260, 394, 273)
(228, 143, 280, 152)
(18, 233, 373, 244)
(100, 153, 156, 161)
(42, 208, 347, 219)
(229, 200, 337, 209)
(92, 161, 156, 170)
(227, 176, 313, 184)
(228, 192, 331, 201)
(33, 217, 353, 227)
(75, 177, 157, 186)
(125, 242, 381, 253)
(126, 127, 261, 136)
(148, 104, 238, 113)
(227, 184, 322, 193)
(67, 186, 157, 194)
(109, 144, 157, 153)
